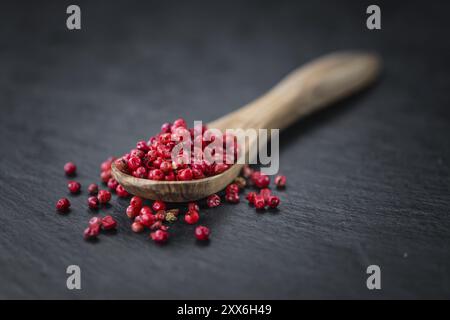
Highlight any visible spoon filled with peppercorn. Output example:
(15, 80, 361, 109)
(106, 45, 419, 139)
(111, 51, 381, 202)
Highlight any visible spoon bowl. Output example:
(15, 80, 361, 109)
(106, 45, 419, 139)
(111, 52, 381, 202)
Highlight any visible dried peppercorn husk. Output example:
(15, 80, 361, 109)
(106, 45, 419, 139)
(234, 176, 246, 189)
(165, 209, 179, 222)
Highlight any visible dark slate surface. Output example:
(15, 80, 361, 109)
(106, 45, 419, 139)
(0, 0, 449, 299)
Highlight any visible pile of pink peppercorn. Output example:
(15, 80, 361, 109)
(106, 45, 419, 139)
(55, 119, 286, 244)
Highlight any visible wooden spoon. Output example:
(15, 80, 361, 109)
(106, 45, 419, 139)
(112, 51, 381, 202)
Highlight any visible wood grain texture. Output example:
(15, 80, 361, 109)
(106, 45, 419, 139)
(0, 0, 450, 299)
(112, 52, 380, 202)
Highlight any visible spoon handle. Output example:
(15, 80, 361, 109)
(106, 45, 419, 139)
(208, 51, 381, 131)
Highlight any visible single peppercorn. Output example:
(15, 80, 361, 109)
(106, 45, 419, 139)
(101, 215, 117, 230)
(130, 196, 143, 209)
(275, 175, 286, 188)
(89, 216, 102, 226)
(267, 195, 280, 208)
(100, 170, 112, 183)
(107, 178, 119, 191)
(260, 188, 272, 203)
(254, 173, 270, 188)
(97, 190, 111, 204)
(131, 222, 144, 233)
(126, 205, 140, 219)
(116, 184, 129, 198)
(184, 210, 200, 225)
(140, 212, 156, 227)
(226, 183, 239, 194)
(188, 202, 199, 212)
(195, 226, 210, 241)
(88, 183, 99, 195)
(84, 224, 100, 240)
(206, 194, 221, 208)
(254, 194, 266, 209)
(140, 206, 153, 216)
(152, 200, 166, 212)
(67, 181, 81, 194)
(225, 192, 240, 203)
(88, 196, 99, 210)
(245, 192, 257, 204)
(150, 229, 169, 243)
(56, 198, 71, 213)
(64, 162, 77, 176)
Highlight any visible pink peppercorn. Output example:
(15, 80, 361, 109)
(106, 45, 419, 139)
(148, 169, 165, 181)
(177, 168, 193, 181)
(64, 162, 77, 176)
(226, 183, 239, 194)
(246, 192, 257, 204)
(150, 229, 169, 243)
(100, 170, 112, 183)
(195, 226, 210, 241)
(206, 194, 221, 208)
(275, 175, 286, 188)
(107, 178, 119, 191)
(255, 173, 270, 188)
(116, 184, 129, 198)
(126, 205, 140, 219)
(97, 190, 111, 204)
(136, 140, 149, 152)
(89, 216, 102, 226)
(267, 195, 280, 208)
(88, 183, 99, 195)
(184, 210, 200, 225)
(188, 202, 199, 212)
(131, 222, 144, 233)
(225, 192, 240, 203)
(84, 224, 100, 240)
(114, 158, 128, 173)
(254, 195, 266, 209)
(56, 198, 71, 213)
(127, 156, 142, 171)
(140, 213, 156, 228)
(260, 188, 272, 203)
(130, 196, 143, 209)
(67, 181, 81, 194)
(152, 200, 166, 212)
(101, 215, 117, 230)
(140, 206, 153, 216)
(87, 196, 99, 210)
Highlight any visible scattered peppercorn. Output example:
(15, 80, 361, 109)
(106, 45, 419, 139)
(115, 184, 129, 198)
(67, 181, 81, 194)
(195, 226, 210, 241)
(267, 195, 280, 208)
(131, 222, 144, 233)
(274, 175, 286, 188)
(150, 229, 169, 243)
(97, 190, 111, 204)
(206, 194, 221, 208)
(56, 198, 71, 213)
(88, 183, 99, 195)
(84, 224, 100, 240)
(130, 196, 143, 209)
(64, 162, 77, 176)
(88, 196, 99, 210)
(101, 215, 117, 230)
(152, 200, 166, 212)
(184, 210, 200, 224)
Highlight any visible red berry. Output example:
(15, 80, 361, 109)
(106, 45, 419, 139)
(131, 222, 144, 233)
(107, 178, 119, 191)
(140, 213, 156, 228)
(140, 206, 153, 216)
(177, 168, 193, 181)
(275, 175, 286, 188)
(214, 163, 229, 175)
(246, 192, 257, 204)
(88, 196, 99, 209)
(88, 183, 98, 195)
(267, 195, 280, 208)
(136, 140, 149, 152)
(161, 122, 171, 133)
(64, 162, 77, 176)
(100, 170, 112, 183)
(225, 192, 239, 203)
(165, 172, 176, 181)
(127, 156, 142, 171)
(101, 215, 117, 230)
(130, 149, 145, 159)
(254, 195, 266, 209)
(67, 181, 81, 194)
(130, 196, 143, 209)
(148, 169, 165, 181)
(116, 184, 129, 198)
(89, 216, 102, 226)
(226, 183, 239, 194)
(188, 202, 199, 212)
(114, 158, 128, 173)
(84, 224, 100, 240)
(152, 200, 166, 212)
(97, 190, 111, 204)
(194, 226, 210, 241)
(184, 210, 200, 224)
(172, 118, 187, 128)
(206, 194, 221, 208)
(159, 161, 172, 174)
(126, 205, 140, 218)
(56, 198, 70, 212)
(133, 166, 147, 178)
(260, 188, 272, 202)
(255, 173, 270, 188)
(150, 229, 169, 243)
